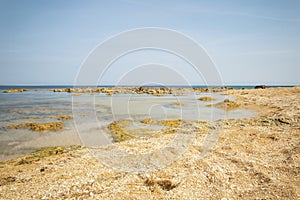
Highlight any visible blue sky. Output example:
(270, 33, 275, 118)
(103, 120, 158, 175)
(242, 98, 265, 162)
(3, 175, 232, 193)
(0, 0, 299, 85)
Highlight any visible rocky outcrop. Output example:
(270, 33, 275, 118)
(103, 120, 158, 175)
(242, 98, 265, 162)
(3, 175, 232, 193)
(50, 86, 240, 96)
(3, 89, 28, 93)
(254, 85, 266, 89)
(134, 87, 173, 96)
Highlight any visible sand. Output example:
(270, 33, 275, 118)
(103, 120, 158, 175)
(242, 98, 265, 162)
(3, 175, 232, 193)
(0, 87, 299, 199)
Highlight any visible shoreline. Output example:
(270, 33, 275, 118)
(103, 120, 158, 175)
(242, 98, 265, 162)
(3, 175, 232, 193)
(0, 86, 299, 199)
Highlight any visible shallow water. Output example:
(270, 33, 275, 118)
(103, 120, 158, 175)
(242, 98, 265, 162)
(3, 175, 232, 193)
(0, 89, 256, 161)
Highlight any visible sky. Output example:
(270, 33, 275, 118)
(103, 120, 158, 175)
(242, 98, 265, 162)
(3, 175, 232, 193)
(0, 0, 299, 85)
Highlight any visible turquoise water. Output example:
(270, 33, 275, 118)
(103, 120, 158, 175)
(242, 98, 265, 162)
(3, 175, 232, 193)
(0, 87, 257, 161)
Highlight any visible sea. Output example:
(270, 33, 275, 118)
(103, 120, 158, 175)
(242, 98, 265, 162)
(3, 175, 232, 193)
(0, 85, 293, 161)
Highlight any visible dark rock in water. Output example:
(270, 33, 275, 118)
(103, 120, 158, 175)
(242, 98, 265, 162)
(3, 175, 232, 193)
(254, 85, 266, 89)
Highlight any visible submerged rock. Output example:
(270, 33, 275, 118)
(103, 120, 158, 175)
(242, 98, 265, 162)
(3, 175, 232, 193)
(198, 97, 216, 101)
(56, 115, 73, 120)
(7, 122, 64, 132)
(208, 99, 239, 110)
(107, 118, 210, 143)
(107, 120, 134, 142)
(170, 102, 185, 107)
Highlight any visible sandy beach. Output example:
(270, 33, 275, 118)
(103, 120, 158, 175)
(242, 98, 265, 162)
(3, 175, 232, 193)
(0, 86, 299, 199)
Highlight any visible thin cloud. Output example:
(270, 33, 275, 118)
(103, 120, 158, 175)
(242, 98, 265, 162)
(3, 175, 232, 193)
(169, 4, 300, 23)
(237, 49, 300, 56)
(235, 12, 300, 23)
(205, 10, 300, 23)
(0, 49, 31, 54)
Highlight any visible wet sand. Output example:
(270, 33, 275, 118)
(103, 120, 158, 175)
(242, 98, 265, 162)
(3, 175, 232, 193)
(0, 87, 299, 199)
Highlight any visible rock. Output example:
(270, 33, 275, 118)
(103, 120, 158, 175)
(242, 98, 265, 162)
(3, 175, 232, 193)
(198, 97, 216, 101)
(144, 178, 178, 191)
(56, 115, 73, 120)
(40, 167, 45, 172)
(140, 118, 153, 124)
(193, 88, 209, 93)
(3, 89, 28, 93)
(208, 99, 239, 110)
(0, 176, 16, 186)
(7, 122, 64, 132)
(254, 85, 266, 89)
(170, 102, 185, 107)
(53, 89, 64, 92)
(157, 179, 178, 191)
(14, 145, 81, 165)
(107, 120, 133, 142)
(160, 120, 182, 127)
(65, 88, 73, 93)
